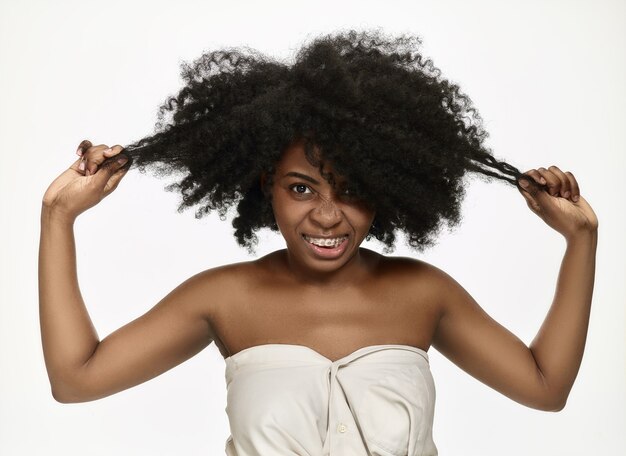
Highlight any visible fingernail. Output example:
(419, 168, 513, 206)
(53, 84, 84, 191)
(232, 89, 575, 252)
(103, 148, 112, 154)
(519, 179, 529, 188)
(573, 195, 579, 202)
(117, 157, 128, 165)
(540, 177, 546, 184)
(563, 191, 570, 198)
(79, 160, 85, 171)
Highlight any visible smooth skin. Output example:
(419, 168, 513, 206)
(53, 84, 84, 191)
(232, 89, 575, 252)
(39, 139, 598, 412)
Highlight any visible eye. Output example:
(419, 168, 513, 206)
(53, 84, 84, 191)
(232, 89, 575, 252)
(338, 187, 358, 200)
(289, 183, 312, 195)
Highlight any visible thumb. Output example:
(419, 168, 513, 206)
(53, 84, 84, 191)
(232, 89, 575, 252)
(94, 154, 131, 194)
(517, 176, 548, 213)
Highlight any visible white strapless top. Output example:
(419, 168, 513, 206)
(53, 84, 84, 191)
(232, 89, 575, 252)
(223, 343, 437, 456)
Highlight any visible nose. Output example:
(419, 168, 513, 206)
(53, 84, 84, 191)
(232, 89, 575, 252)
(309, 194, 342, 228)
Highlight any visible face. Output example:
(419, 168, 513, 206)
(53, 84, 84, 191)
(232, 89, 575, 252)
(265, 139, 376, 282)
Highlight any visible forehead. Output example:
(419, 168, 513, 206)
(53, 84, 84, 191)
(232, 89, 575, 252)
(275, 140, 345, 182)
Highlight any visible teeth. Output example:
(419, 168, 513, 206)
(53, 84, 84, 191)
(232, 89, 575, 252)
(304, 235, 347, 247)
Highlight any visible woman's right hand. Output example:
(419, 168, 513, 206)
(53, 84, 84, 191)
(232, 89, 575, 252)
(42, 140, 131, 221)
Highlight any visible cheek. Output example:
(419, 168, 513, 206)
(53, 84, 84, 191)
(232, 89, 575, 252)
(271, 197, 307, 224)
(345, 207, 376, 230)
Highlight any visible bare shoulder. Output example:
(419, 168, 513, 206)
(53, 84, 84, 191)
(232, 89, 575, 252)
(190, 259, 256, 286)
(370, 251, 455, 320)
(188, 258, 262, 308)
(189, 252, 281, 313)
(375, 251, 452, 294)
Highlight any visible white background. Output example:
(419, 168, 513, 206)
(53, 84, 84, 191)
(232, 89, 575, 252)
(1, 0, 624, 454)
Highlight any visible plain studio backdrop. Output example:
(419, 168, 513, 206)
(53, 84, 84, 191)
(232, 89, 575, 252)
(1, 0, 624, 454)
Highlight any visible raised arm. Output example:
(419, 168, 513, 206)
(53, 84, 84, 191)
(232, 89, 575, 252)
(39, 141, 218, 403)
(431, 166, 598, 411)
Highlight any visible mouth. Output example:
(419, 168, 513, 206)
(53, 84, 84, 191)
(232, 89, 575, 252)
(301, 234, 350, 259)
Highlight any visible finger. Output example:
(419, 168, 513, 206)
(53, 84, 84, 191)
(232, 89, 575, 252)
(546, 165, 571, 198)
(517, 170, 547, 198)
(524, 169, 546, 184)
(94, 154, 130, 190)
(517, 175, 540, 210)
(535, 167, 562, 197)
(70, 156, 85, 173)
(84, 144, 111, 176)
(519, 185, 541, 212)
(520, 169, 546, 187)
(103, 163, 130, 196)
(76, 139, 92, 156)
(538, 167, 563, 196)
(517, 172, 553, 211)
(103, 145, 123, 157)
(564, 171, 580, 202)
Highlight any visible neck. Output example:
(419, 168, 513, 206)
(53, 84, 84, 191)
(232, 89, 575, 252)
(282, 247, 377, 290)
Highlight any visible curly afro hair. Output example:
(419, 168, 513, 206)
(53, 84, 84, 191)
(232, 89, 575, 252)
(116, 28, 533, 255)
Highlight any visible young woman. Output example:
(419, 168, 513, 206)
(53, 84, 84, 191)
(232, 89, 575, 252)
(39, 30, 598, 456)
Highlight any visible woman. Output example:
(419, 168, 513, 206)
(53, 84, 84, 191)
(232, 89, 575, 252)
(39, 30, 598, 455)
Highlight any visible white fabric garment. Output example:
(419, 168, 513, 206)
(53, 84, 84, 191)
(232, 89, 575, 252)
(223, 343, 437, 456)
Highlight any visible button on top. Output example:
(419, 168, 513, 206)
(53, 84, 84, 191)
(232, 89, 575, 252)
(337, 423, 347, 433)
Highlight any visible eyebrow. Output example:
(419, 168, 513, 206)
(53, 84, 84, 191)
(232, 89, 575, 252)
(282, 172, 321, 185)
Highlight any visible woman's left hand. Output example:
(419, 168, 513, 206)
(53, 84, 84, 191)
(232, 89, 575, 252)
(517, 166, 598, 241)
